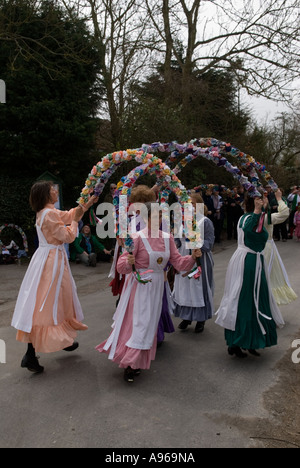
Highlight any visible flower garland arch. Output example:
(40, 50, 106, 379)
(80, 139, 270, 207)
(79, 138, 277, 209)
(112, 158, 209, 282)
(0, 224, 28, 252)
(78, 150, 155, 205)
(79, 143, 269, 249)
(110, 158, 193, 282)
(79, 140, 277, 281)
(141, 138, 278, 191)
(112, 155, 191, 235)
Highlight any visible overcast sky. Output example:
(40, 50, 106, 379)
(243, 93, 291, 125)
(199, 1, 297, 126)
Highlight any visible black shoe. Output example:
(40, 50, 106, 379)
(228, 346, 247, 358)
(133, 369, 141, 376)
(63, 342, 79, 352)
(248, 349, 261, 357)
(124, 367, 134, 382)
(195, 321, 205, 333)
(178, 320, 191, 330)
(21, 354, 44, 374)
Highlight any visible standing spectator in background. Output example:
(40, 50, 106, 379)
(266, 185, 278, 214)
(202, 187, 214, 223)
(104, 183, 117, 204)
(273, 188, 288, 242)
(294, 204, 300, 242)
(265, 185, 279, 241)
(212, 187, 224, 243)
(237, 185, 245, 217)
(287, 186, 300, 239)
(225, 187, 243, 241)
(237, 185, 245, 202)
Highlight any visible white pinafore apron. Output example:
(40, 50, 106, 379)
(104, 231, 170, 359)
(172, 240, 205, 308)
(11, 209, 84, 333)
(215, 215, 284, 332)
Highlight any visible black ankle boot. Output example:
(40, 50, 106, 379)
(63, 342, 79, 352)
(21, 345, 44, 374)
(228, 346, 247, 358)
(195, 321, 205, 333)
(178, 320, 191, 330)
(248, 349, 261, 357)
(124, 366, 134, 382)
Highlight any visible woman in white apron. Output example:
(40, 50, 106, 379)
(12, 181, 96, 373)
(109, 185, 175, 343)
(215, 196, 284, 358)
(173, 193, 215, 333)
(96, 203, 202, 382)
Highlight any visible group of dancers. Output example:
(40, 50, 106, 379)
(11, 180, 297, 380)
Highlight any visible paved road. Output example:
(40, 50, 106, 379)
(0, 240, 299, 448)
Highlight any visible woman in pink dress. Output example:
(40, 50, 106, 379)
(96, 202, 202, 382)
(12, 180, 97, 374)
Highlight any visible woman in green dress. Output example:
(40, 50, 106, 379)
(215, 195, 285, 358)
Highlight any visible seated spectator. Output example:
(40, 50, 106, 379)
(70, 225, 112, 266)
(6, 240, 19, 257)
(0, 245, 15, 264)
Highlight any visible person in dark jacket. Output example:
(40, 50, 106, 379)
(70, 225, 112, 266)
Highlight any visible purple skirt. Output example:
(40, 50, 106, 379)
(157, 285, 175, 343)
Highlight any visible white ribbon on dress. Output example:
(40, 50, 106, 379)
(237, 245, 272, 335)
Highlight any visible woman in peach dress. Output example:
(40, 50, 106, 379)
(12, 181, 97, 374)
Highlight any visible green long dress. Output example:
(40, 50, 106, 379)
(225, 213, 278, 350)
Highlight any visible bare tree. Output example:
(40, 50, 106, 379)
(145, 0, 300, 113)
(267, 113, 300, 167)
(62, 0, 156, 148)
(58, 0, 300, 147)
(244, 110, 300, 187)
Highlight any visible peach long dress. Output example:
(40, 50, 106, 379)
(12, 204, 88, 353)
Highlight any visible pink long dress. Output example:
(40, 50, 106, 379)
(294, 211, 300, 238)
(96, 229, 195, 370)
(12, 204, 88, 353)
